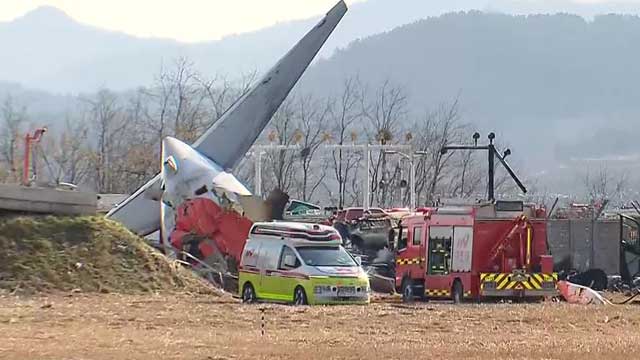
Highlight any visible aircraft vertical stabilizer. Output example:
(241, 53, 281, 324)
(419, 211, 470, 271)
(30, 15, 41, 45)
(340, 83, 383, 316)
(193, 1, 348, 170)
(106, 1, 347, 235)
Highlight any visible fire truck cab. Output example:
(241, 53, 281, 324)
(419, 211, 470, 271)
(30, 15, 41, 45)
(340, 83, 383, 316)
(395, 201, 557, 302)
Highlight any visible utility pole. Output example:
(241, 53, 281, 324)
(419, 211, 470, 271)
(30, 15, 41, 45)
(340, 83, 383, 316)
(365, 144, 370, 210)
(250, 144, 301, 198)
(254, 150, 265, 197)
(324, 144, 410, 210)
(384, 150, 430, 211)
(440, 132, 527, 201)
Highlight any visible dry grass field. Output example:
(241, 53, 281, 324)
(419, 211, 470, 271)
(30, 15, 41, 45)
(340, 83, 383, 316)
(1, 293, 640, 360)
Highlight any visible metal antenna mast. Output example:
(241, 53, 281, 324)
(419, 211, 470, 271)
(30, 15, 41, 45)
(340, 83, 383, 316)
(440, 132, 527, 201)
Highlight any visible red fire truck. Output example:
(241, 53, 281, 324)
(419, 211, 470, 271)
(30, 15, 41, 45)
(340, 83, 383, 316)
(395, 201, 558, 302)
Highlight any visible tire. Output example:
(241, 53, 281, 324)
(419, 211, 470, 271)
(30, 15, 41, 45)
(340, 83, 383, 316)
(452, 280, 463, 304)
(401, 279, 414, 303)
(293, 286, 308, 306)
(242, 283, 256, 304)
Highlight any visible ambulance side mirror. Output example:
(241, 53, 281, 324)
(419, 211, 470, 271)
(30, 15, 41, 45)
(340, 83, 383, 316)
(355, 256, 362, 266)
(284, 255, 297, 268)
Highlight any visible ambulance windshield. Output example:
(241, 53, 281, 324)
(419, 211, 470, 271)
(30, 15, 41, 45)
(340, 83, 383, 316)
(296, 246, 357, 267)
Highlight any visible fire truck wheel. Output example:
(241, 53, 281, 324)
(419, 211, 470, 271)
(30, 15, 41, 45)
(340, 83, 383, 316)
(294, 286, 308, 306)
(401, 279, 414, 303)
(452, 280, 463, 304)
(242, 283, 257, 304)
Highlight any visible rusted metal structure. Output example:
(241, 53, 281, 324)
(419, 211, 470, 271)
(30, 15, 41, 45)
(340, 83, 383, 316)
(22, 127, 47, 186)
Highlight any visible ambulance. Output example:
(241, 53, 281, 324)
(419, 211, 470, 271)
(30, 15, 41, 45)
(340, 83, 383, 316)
(238, 222, 371, 305)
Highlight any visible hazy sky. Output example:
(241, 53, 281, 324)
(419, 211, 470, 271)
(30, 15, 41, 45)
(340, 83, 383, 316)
(0, 0, 366, 42)
(0, 0, 638, 42)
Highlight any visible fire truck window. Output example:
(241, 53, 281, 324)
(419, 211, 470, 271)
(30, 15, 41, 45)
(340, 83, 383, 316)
(397, 227, 408, 251)
(412, 226, 423, 246)
(428, 226, 453, 275)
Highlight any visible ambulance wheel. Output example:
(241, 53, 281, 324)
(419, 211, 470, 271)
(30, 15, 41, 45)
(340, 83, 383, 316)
(401, 279, 414, 303)
(242, 283, 256, 304)
(452, 280, 463, 304)
(294, 286, 308, 306)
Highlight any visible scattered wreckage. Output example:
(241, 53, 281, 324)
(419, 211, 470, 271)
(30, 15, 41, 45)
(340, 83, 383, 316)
(106, 1, 348, 292)
(102, 2, 640, 307)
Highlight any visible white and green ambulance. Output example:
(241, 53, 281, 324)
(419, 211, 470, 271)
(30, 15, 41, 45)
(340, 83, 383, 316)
(238, 222, 370, 305)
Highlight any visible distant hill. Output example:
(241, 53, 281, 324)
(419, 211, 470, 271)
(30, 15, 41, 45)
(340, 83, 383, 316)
(3, 4, 640, 185)
(297, 11, 640, 169)
(2, 0, 640, 93)
(488, 0, 640, 18)
(0, 2, 486, 93)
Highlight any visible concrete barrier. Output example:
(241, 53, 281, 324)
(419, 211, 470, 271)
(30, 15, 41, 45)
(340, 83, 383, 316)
(0, 184, 96, 215)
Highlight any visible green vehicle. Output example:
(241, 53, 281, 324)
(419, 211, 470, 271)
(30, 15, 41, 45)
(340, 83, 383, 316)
(238, 222, 371, 305)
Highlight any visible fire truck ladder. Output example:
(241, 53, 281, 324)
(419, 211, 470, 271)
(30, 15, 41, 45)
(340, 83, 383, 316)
(487, 215, 533, 269)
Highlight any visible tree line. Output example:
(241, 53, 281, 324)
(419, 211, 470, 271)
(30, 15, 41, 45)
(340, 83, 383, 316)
(0, 57, 567, 209)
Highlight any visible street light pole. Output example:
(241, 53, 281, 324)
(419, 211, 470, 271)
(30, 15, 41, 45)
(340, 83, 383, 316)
(250, 144, 301, 198)
(255, 150, 263, 197)
(324, 144, 410, 210)
(410, 156, 416, 210)
(365, 144, 370, 210)
(384, 150, 417, 210)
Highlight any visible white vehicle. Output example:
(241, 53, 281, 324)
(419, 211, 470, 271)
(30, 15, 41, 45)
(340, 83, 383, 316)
(238, 222, 370, 305)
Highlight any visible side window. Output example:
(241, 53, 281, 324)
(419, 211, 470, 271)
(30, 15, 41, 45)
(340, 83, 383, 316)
(412, 226, 423, 246)
(241, 242, 260, 268)
(278, 246, 301, 270)
(397, 226, 408, 251)
(259, 241, 281, 271)
(428, 226, 453, 275)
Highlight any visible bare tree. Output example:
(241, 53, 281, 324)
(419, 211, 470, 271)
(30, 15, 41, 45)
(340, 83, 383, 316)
(584, 166, 628, 207)
(197, 70, 257, 123)
(142, 57, 210, 144)
(361, 80, 408, 207)
(446, 150, 484, 198)
(413, 99, 464, 205)
(49, 116, 92, 185)
(0, 95, 27, 183)
(86, 89, 128, 193)
(263, 99, 298, 195)
(295, 95, 330, 202)
(329, 78, 363, 208)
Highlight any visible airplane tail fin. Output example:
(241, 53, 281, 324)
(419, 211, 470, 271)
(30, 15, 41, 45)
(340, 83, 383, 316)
(193, 1, 348, 170)
(106, 1, 347, 235)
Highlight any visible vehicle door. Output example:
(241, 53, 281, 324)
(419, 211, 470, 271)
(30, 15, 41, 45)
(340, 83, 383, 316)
(396, 222, 425, 279)
(424, 225, 454, 291)
(408, 224, 426, 278)
(240, 240, 262, 294)
(258, 240, 284, 301)
(276, 245, 303, 301)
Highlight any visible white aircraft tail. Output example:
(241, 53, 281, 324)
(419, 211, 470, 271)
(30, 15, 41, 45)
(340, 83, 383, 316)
(106, 1, 348, 235)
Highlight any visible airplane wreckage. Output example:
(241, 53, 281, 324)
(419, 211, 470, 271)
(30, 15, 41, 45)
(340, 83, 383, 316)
(106, 1, 636, 304)
(107, 1, 349, 288)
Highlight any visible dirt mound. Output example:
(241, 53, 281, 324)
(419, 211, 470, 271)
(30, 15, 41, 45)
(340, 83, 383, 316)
(0, 216, 218, 295)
